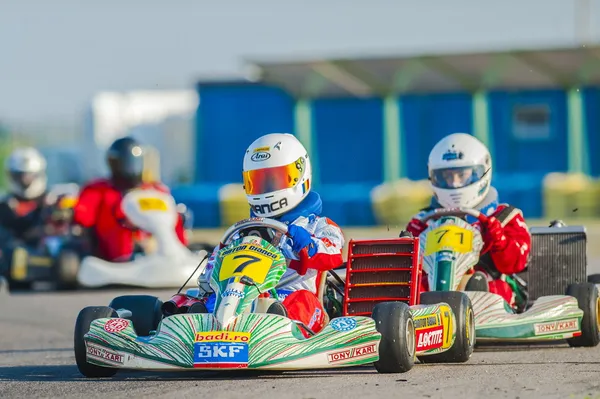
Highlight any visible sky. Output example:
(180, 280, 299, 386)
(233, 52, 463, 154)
(0, 0, 598, 128)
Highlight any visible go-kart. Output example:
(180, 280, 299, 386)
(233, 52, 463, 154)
(2, 188, 82, 291)
(409, 207, 599, 346)
(74, 218, 423, 377)
(76, 188, 208, 289)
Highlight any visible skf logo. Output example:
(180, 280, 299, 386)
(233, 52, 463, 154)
(416, 326, 444, 351)
(252, 198, 288, 215)
(196, 343, 245, 358)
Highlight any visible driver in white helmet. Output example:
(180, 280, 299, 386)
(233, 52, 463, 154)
(406, 133, 531, 309)
(198, 133, 345, 334)
(0, 147, 61, 245)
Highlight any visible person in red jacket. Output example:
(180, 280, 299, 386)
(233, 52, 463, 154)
(406, 133, 531, 309)
(73, 137, 187, 262)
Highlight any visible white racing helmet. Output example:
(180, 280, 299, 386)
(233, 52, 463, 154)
(242, 133, 312, 218)
(428, 133, 492, 209)
(5, 147, 48, 200)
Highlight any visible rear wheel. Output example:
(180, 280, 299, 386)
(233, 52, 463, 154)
(587, 274, 600, 284)
(418, 291, 475, 363)
(566, 282, 600, 347)
(108, 295, 164, 336)
(372, 302, 415, 373)
(74, 306, 119, 378)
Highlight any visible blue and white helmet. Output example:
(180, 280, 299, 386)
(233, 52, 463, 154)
(427, 133, 492, 209)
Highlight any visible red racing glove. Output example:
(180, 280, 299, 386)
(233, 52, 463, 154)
(406, 218, 428, 237)
(479, 216, 508, 252)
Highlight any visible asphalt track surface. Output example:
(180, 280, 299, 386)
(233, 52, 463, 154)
(2, 262, 600, 399)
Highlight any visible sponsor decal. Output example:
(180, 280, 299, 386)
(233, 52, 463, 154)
(321, 237, 335, 248)
(194, 342, 249, 368)
(330, 317, 357, 332)
(273, 141, 282, 151)
(308, 308, 322, 329)
(103, 318, 130, 333)
(250, 152, 271, 162)
(86, 345, 124, 364)
(193, 331, 251, 368)
(327, 343, 377, 363)
(222, 288, 245, 299)
(413, 314, 440, 329)
(252, 198, 288, 215)
(442, 148, 464, 161)
(534, 318, 579, 336)
(253, 146, 270, 153)
(416, 326, 444, 351)
(195, 331, 251, 343)
(219, 244, 278, 259)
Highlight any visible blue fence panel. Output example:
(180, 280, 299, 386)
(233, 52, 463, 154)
(488, 90, 568, 175)
(312, 97, 384, 185)
(401, 93, 473, 180)
(195, 82, 294, 184)
(584, 87, 600, 177)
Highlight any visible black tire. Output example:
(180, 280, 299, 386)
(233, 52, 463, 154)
(108, 295, 164, 337)
(465, 271, 489, 292)
(372, 302, 415, 373)
(5, 246, 33, 292)
(566, 282, 600, 347)
(418, 291, 475, 363)
(54, 249, 80, 290)
(74, 306, 119, 378)
(587, 274, 600, 284)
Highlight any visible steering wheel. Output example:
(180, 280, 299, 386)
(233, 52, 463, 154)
(219, 218, 290, 249)
(417, 207, 488, 225)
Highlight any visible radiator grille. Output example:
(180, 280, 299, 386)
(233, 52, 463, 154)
(344, 240, 418, 316)
(518, 230, 587, 301)
(351, 243, 414, 255)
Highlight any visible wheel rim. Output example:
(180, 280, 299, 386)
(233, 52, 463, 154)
(405, 317, 415, 359)
(466, 308, 475, 348)
(596, 297, 600, 331)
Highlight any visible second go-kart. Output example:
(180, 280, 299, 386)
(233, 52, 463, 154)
(76, 188, 208, 289)
(1, 184, 82, 291)
(74, 218, 424, 377)
(411, 207, 599, 346)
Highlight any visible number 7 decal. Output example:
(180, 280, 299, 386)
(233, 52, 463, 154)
(233, 254, 261, 274)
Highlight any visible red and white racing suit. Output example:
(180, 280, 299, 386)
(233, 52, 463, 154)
(407, 204, 531, 305)
(201, 214, 344, 334)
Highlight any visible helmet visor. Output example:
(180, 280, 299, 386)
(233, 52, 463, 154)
(9, 171, 38, 189)
(430, 165, 488, 189)
(243, 157, 305, 196)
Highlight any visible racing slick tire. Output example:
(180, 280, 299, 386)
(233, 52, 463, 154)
(54, 249, 80, 290)
(74, 306, 119, 378)
(418, 292, 475, 363)
(566, 282, 600, 347)
(108, 295, 164, 337)
(372, 302, 416, 373)
(587, 274, 600, 284)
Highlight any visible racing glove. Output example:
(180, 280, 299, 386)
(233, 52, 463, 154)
(287, 225, 317, 257)
(406, 218, 428, 237)
(479, 216, 508, 252)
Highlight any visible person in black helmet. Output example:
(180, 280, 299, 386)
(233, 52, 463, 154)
(73, 136, 187, 261)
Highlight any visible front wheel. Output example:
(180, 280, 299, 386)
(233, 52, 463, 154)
(372, 302, 415, 373)
(566, 282, 600, 347)
(74, 306, 119, 378)
(418, 291, 475, 363)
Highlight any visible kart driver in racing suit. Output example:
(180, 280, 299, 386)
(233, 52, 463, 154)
(73, 136, 187, 262)
(197, 133, 344, 335)
(406, 133, 531, 309)
(0, 147, 54, 246)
